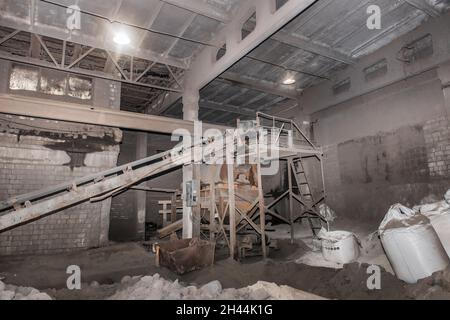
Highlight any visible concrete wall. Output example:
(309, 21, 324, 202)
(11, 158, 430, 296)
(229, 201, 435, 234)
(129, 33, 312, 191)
(109, 131, 182, 242)
(109, 131, 139, 242)
(0, 61, 122, 255)
(300, 13, 450, 224)
(145, 135, 181, 226)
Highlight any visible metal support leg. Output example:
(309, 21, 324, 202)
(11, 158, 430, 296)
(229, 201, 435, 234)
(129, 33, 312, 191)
(287, 158, 295, 244)
(227, 163, 236, 258)
(256, 148, 267, 259)
(210, 181, 216, 242)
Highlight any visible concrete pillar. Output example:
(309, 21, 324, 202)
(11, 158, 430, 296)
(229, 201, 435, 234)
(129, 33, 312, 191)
(438, 62, 450, 117)
(99, 198, 112, 246)
(0, 60, 10, 94)
(182, 90, 200, 121)
(136, 132, 148, 240)
(93, 79, 121, 110)
(182, 89, 200, 239)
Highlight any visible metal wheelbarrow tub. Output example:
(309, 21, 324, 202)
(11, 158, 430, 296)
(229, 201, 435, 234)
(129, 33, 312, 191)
(155, 238, 215, 275)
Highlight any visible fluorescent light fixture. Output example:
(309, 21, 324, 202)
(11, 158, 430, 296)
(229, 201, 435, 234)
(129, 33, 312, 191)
(113, 32, 130, 45)
(282, 77, 296, 85)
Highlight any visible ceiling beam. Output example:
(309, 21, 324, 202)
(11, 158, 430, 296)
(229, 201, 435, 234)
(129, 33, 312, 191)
(28, 33, 41, 59)
(200, 99, 256, 117)
(185, 0, 317, 91)
(164, 0, 353, 67)
(160, 0, 355, 70)
(234, 1, 355, 65)
(403, 0, 441, 18)
(150, 91, 182, 115)
(161, 0, 231, 23)
(270, 31, 355, 65)
(0, 29, 21, 46)
(220, 72, 301, 99)
(0, 94, 229, 134)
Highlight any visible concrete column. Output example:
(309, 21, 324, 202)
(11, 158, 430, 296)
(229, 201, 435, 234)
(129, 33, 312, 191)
(99, 198, 112, 246)
(136, 132, 148, 240)
(0, 60, 10, 94)
(92, 80, 121, 244)
(438, 62, 450, 117)
(93, 79, 121, 110)
(182, 89, 200, 239)
(182, 90, 200, 121)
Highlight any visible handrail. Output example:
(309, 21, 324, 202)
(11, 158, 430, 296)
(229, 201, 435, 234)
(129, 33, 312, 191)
(291, 121, 317, 150)
(256, 112, 318, 150)
(256, 112, 294, 124)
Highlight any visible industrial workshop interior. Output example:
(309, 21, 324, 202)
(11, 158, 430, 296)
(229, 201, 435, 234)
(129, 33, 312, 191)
(1, 0, 450, 305)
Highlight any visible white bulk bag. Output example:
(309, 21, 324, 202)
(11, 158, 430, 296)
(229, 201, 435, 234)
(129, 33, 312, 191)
(320, 230, 360, 264)
(416, 189, 450, 258)
(379, 204, 449, 284)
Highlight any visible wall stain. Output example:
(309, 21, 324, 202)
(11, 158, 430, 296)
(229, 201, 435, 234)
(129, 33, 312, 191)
(9, 128, 119, 170)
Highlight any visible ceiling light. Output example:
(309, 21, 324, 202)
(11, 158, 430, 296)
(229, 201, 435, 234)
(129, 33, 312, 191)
(282, 77, 296, 85)
(113, 32, 130, 45)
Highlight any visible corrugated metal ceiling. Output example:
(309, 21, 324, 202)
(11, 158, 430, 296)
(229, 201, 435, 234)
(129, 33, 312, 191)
(0, 0, 449, 124)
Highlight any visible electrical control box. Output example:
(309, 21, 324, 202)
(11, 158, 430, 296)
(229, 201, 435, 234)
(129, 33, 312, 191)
(185, 180, 200, 207)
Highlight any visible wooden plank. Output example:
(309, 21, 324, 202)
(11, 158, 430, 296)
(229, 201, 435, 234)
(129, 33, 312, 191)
(171, 195, 177, 224)
(266, 189, 289, 209)
(157, 220, 182, 239)
(236, 208, 262, 235)
(266, 208, 290, 224)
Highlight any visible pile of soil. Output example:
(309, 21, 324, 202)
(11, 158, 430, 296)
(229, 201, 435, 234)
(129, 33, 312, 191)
(311, 263, 407, 299)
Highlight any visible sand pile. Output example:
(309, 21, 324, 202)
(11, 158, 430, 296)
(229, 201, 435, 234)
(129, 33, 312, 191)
(107, 274, 324, 300)
(0, 280, 52, 300)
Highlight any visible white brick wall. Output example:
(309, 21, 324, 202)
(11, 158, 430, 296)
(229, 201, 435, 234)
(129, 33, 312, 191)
(424, 117, 450, 178)
(0, 128, 120, 256)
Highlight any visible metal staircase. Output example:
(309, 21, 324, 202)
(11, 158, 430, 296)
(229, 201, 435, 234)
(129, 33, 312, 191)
(291, 157, 325, 236)
(292, 158, 314, 203)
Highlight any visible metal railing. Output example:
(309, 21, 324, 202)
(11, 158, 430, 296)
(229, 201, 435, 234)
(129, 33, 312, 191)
(256, 112, 318, 150)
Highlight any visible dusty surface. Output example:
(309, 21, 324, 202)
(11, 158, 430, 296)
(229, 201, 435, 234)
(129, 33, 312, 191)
(0, 242, 164, 290)
(1, 220, 450, 300)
